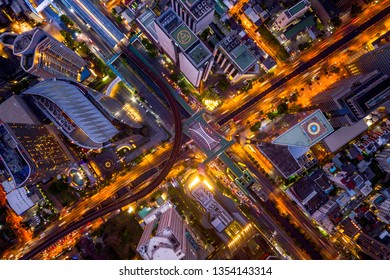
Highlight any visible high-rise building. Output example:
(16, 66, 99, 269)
(0, 122, 70, 188)
(214, 32, 258, 82)
(346, 43, 390, 76)
(155, 8, 214, 87)
(137, 201, 199, 260)
(170, 0, 214, 34)
(0, 28, 88, 82)
(22, 79, 142, 149)
(312, 71, 390, 128)
(256, 110, 334, 178)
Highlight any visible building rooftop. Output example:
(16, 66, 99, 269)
(171, 24, 198, 50)
(22, 80, 121, 149)
(257, 142, 301, 178)
(219, 33, 257, 72)
(283, 14, 316, 40)
(0, 95, 40, 125)
(137, 8, 158, 42)
(187, 42, 212, 65)
(0, 124, 31, 188)
(6, 187, 34, 215)
(181, 0, 214, 20)
(156, 9, 212, 67)
(289, 0, 309, 17)
(290, 175, 328, 215)
(262, 110, 334, 147)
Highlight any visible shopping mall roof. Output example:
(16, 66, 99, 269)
(22, 80, 119, 144)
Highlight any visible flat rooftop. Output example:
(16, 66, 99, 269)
(171, 24, 197, 50)
(187, 42, 212, 65)
(137, 8, 158, 41)
(289, 0, 308, 17)
(182, 0, 214, 20)
(157, 9, 213, 67)
(259, 110, 334, 147)
(220, 34, 257, 72)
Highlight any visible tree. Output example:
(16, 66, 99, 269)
(351, 5, 363, 17)
(218, 75, 230, 91)
(60, 15, 74, 27)
(330, 16, 342, 28)
(277, 102, 288, 114)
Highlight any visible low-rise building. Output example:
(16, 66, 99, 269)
(272, 0, 311, 31)
(213, 32, 259, 82)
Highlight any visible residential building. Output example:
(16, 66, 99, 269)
(287, 175, 328, 215)
(155, 8, 214, 87)
(0, 28, 89, 82)
(137, 201, 199, 260)
(170, 0, 214, 34)
(278, 14, 317, 43)
(22, 79, 142, 149)
(272, 0, 311, 30)
(312, 71, 390, 128)
(214, 32, 258, 82)
(346, 43, 390, 76)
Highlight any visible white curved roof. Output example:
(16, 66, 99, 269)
(23, 80, 118, 144)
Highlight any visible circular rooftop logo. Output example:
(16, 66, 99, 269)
(307, 122, 321, 135)
(177, 30, 192, 45)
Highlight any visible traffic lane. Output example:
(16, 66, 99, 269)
(216, 5, 390, 126)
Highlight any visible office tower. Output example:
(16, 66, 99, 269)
(214, 33, 258, 82)
(155, 8, 214, 87)
(62, 0, 125, 48)
(272, 0, 311, 30)
(256, 110, 334, 178)
(22, 79, 142, 149)
(0, 28, 88, 82)
(137, 201, 199, 260)
(312, 71, 390, 128)
(346, 43, 390, 76)
(170, 0, 214, 34)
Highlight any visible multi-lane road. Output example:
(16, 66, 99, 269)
(215, 3, 390, 126)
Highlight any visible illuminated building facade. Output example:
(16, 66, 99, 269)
(0, 28, 88, 81)
(137, 201, 199, 260)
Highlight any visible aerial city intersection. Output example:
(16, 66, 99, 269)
(0, 0, 389, 262)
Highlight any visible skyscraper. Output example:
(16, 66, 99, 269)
(137, 201, 199, 260)
(0, 28, 88, 81)
(312, 71, 390, 128)
(170, 0, 214, 34)
(155, 9, 214, 87)
(0, 122, 71, 189)
(346, 43, 390, 76)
